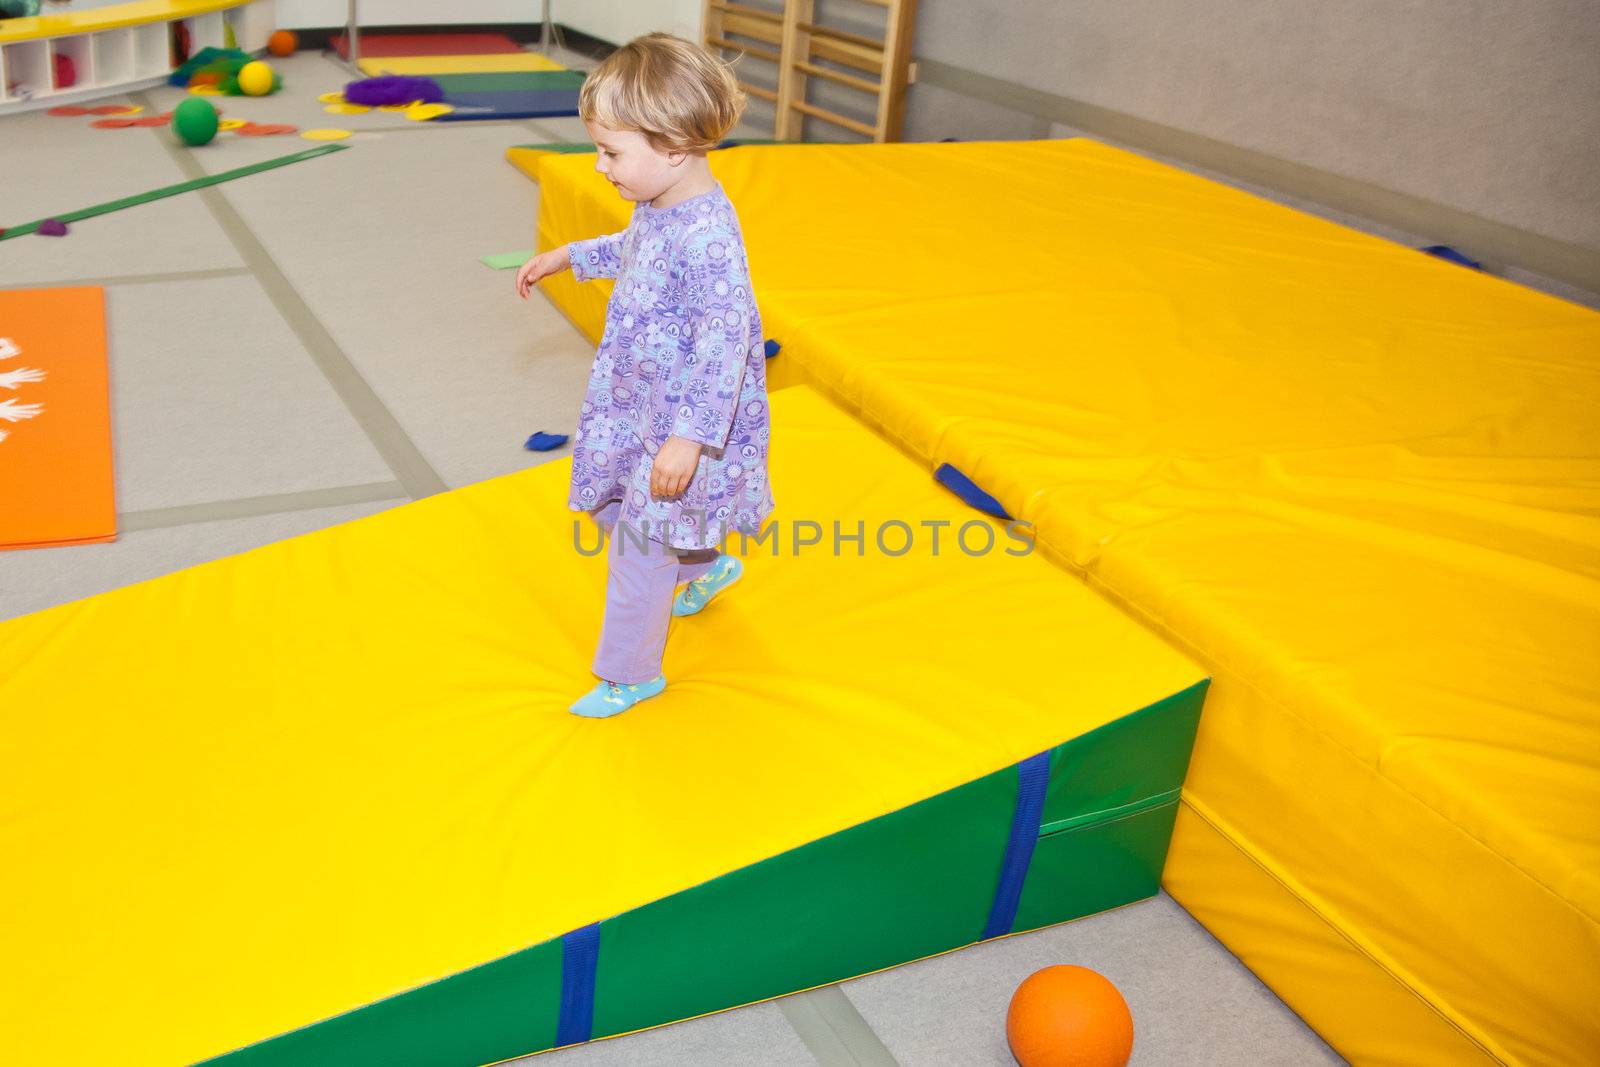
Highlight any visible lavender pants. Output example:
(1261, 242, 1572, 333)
(589, 501, 718, 684)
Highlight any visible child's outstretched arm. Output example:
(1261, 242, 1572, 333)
(514, 244, 570, 298)
(515, 229, 628, 299)
(568, 231, 628, 282)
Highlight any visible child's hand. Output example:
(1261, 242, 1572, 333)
(515, 245, 571, 298)
(651, 436, 703, 499)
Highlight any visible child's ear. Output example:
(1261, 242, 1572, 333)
(667, 150, 688, 168)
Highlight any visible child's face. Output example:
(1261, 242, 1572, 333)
(585, 121, 683, 204)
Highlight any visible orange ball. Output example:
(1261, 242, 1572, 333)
(267, 30, 298, 58)
(1006, 965, 1134, 1067)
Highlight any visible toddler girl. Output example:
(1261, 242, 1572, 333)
(516, 33, 773, 718)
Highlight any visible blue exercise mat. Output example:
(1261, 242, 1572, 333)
(437, 89, 582, 121)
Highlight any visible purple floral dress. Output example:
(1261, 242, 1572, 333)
(565, 182, 773, 551)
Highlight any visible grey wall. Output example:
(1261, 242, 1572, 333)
(894, 1, 1600, 286)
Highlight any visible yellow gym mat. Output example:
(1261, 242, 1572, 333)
(0, 387, 1206, 1066)
(524, 139, 1600, 1066)
(358, 53, 565, 76)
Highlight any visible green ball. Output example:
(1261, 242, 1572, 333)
(172, 97, 219, 147)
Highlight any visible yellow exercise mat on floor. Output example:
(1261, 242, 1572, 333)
(527, 138, 1600, 1065)
(358, 52, 565, 76)
(0, 386, 1203, 1066)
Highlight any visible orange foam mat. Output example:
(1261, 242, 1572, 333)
(0, 287, 116, 550)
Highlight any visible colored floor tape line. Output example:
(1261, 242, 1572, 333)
(0, 145, 349, 241)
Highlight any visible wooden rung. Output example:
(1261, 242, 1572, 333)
(707, 1, 781, 23)
(707, 35, 782, 65)
(740, 81, 778, 102)
(793, 59, 881, 95)
(801, 35, 885, 75)
(797, 21, 885, 52)
(721, 11, 784, 45)
(791, 100, 876, 137)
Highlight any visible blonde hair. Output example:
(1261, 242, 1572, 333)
(579, 33, 745, 154)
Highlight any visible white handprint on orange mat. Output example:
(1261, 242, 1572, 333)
(0, 338, 46, 445)
(0, 368, 47, 390)
(0, 398, 45, 422)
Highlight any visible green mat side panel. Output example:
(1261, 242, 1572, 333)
(592, 748, 1019, 1039)
(1043, 681, 1206, 830)
(197, 680, 1206, 1066)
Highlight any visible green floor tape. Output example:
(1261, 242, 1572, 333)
(0, 145, 349, 241)
(481, 250, 533, 270)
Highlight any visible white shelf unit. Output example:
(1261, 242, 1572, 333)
(92, 28, 136, 87)
(184, 11, 226, 53)
(226, 1, 275, 52)
(0, 0, 275, 112)
(133, 21, 168, 79)
(2, 39, 51, 102)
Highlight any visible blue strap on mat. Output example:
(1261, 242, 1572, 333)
(934, 463, 1012, 521)
(525, 431, 569, 452)
(982, 751, 1053, 940)
(555, 923, 601, 1047)
(1419, 244, 1483, 270)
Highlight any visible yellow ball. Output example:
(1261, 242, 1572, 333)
(237, 61, 274, 97)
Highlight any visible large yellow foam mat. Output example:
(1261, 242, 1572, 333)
(0, 387, 1204, 1066)
(523, 139, 1600, 1065)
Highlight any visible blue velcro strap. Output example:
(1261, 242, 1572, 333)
(982, 751, 1053, 940)
(555, 923, 601, 1047)
(934, 463, 1012, 520)
(1419, 244, 1483, 270)
(525, 431, 570, 452)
